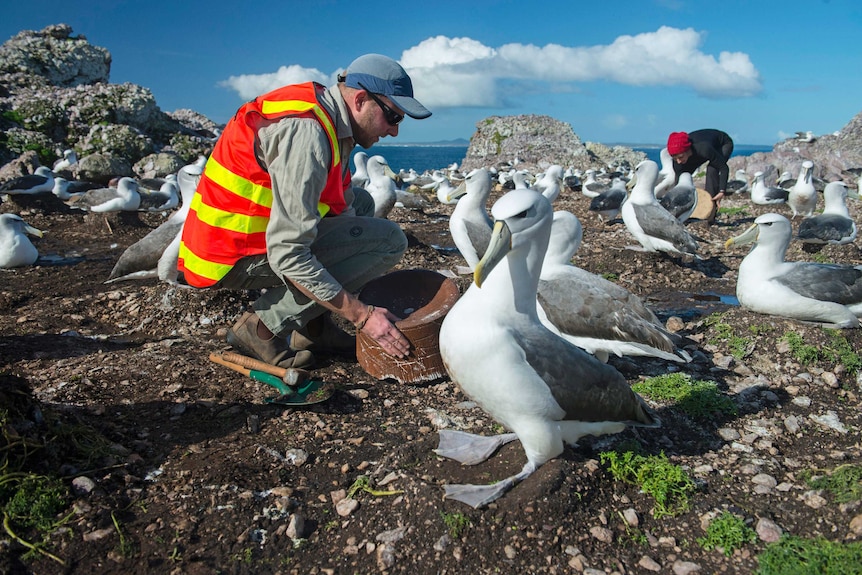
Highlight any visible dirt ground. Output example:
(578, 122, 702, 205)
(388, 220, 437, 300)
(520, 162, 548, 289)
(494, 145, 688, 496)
(1, 176, 861, 575)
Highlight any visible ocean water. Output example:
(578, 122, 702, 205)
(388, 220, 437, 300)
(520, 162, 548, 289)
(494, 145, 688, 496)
(352, 144, 774, 174)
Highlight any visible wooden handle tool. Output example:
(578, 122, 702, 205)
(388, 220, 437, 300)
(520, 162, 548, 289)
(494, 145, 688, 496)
(209, 353, 292, 395)
(220, 351, 310, 387)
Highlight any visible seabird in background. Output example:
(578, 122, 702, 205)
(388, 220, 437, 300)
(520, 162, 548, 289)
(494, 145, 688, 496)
(365, 155, 398, 218)
(0, 166, 55, 195)
(659, 172, 698, 222)
(66, 177, 141, 212)
(537, 211, 691, 363)
(725, 212, 862, 328)
(621, 160, 699, 257)
(726, 169, 750, 195)
(751, 172, 789, 205)
(588, 183, 627, 224)
(447, 167, 493, 273)
(52, 149, 78, 172)
(797, 181, 859, 246)
(351, 150, 370, 189)
(0, 213, 43, 268)
(533, 165, 563, 203)
(105, 161, 201, 284)
(654, 148, 676, 198)
(581, 169, 608, 198)
(138, 179, 180, 212)
(437, 188, 660, 508)
(788, 160, 817, 218)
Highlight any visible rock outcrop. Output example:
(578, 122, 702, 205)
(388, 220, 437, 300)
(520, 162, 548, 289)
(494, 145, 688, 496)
(730, 114, 862, 183)
(0, 24, 217, 181)
(460, 115, 646, 173)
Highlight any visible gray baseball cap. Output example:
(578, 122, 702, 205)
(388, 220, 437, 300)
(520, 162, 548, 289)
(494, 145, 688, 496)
(342, 54, 431, 119)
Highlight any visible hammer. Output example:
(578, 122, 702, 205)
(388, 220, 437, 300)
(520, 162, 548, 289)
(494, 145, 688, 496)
(219, 351, 310, 386)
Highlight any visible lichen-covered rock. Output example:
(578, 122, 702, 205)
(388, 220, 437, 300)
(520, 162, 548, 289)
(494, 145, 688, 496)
(729, 110, 862, 181)
(460, 114, 645, 173)
(80, 124, 154, 164)
(76, 152, 133, 184)
(0, 150, 41, 182)
(0, 24, 110, 87)
(0, 23, 217, 172)
(134, 152, 185, 179)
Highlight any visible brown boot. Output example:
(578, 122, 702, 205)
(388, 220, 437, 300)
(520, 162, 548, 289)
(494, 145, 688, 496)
(290, 313, 356, 357)
(226, 312, 315, 369)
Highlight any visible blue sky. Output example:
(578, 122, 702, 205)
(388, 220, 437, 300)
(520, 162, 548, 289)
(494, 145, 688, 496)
(3, 0, 861, 146)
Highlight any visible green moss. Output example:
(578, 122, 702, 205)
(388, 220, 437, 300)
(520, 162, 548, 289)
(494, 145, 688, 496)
(756, 535, 862, 575)
(632, 372, 737, 419)
(800, 464, 862, 504)
(600, 447, 696, 518)
(698, 511, 756, 556)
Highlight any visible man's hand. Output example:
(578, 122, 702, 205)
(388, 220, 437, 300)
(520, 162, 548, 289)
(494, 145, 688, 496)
(359, 306, 410, 358)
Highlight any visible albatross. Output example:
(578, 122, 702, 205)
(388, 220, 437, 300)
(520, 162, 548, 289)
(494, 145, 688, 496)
(751, 171, 789, 205)
(725, 212, 862, 328)
(0, 166, 55, 195)
(363, 155, 398, 218)
(0, 213, 43, 268)
(621, 160, 699, 257)
(788, 160, 817, 218)
(797, 181, 859, 246)
(66, 177, 141, 212)
(105, 162, 201, 284)
(659, 172, 698, 223)
(447, 167, 493, 273)
(538, 211, 691, 363)
(437, 188, 660, 508)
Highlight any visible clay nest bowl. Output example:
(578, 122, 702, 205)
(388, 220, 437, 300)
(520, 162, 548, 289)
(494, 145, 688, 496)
(357, 269, 461, 384)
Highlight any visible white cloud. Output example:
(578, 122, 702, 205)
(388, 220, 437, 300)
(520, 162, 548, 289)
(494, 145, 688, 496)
(219, 64, 332, 100)
(219, 27, 761, 108)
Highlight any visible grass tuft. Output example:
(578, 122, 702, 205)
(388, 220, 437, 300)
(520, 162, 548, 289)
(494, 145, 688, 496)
(632, 372, 737, 419)
(697, 511, 756, 556)
(600, 447, 696, 518)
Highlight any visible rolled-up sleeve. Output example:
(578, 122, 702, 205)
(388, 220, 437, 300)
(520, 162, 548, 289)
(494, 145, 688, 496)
(257, 117, 344, 301)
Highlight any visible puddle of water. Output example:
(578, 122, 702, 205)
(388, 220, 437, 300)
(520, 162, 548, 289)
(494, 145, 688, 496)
(647, 290, 738, 322)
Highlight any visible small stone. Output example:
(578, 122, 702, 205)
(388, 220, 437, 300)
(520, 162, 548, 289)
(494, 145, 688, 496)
(672, 560, 702, 575)
(849, 514, 862, 536)
(286, 514, 305, 539)
(755, 517, 782, 543)
(638, 555, 662, 571)
(717, 427, 740, 441)
(376, 543, 396, 570)
(71, 476, 97, 495)
(802, 490, 828, 509)
(589, 525, 614, 543)
(752, 473, 777, 488)
(623, 508, 639, 527)
(336, 497, 359, 517)
(504, 545, 517, 559)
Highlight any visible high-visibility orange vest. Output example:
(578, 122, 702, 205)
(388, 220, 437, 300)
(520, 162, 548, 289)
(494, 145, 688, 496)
(178, 82, 350, 288)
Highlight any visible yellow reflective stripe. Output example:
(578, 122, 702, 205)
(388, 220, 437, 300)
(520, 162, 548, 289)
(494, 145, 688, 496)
(178, 242, 233, 282)
(318, 202, 330, 217)
(261, 99, 317, 115)
(261, 99, 340, 165)
(190, 193, 269, 235)
(310, 107, 340, 164)
(205, 156, 272, 208)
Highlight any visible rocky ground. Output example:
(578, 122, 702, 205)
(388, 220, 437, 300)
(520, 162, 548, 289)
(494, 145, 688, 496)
(1, 178, 861, 575)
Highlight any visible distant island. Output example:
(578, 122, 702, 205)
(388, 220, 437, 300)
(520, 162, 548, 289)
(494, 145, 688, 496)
(378, 138, 470, 147)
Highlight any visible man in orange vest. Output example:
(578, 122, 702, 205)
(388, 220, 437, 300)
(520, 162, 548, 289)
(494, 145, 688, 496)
(178, 54, 431, 369)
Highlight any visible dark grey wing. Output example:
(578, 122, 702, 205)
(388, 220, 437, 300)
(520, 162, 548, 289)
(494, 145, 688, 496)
(590, 189, 625, 212)
(634, 203, 698, 254)
(107, 220, 183, 280)
(775, 264, 862, 304)
(659, 189, 694, 218)
(765, 186, 789, 201)
(797, 215, 854, 243)
(464, 219, 492, 259)
(516, 325, 659, 426)
(537, 277, 675, 353)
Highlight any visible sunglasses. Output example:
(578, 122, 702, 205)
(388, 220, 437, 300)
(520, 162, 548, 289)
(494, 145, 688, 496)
(358, 82, 404, 126)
